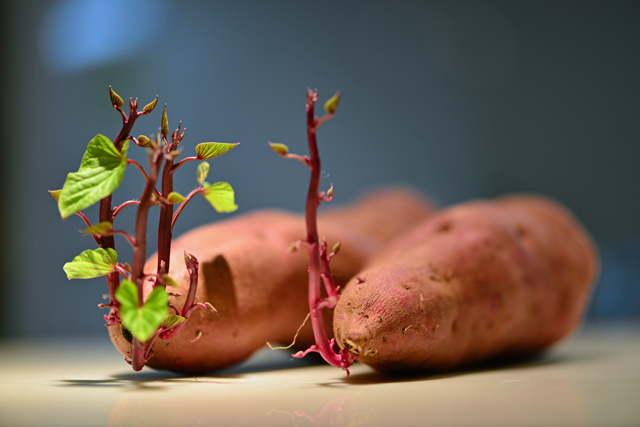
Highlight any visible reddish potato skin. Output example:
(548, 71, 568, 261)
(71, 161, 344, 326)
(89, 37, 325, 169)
(108, 188, 435, 373)
(333, 195, 598, 373)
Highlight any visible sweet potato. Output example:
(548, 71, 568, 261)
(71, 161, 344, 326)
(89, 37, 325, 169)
(333, 195, 598, 373)
(108, 188, 435, 373)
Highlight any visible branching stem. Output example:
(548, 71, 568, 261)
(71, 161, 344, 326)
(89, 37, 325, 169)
(157, 129, 183, 275)
(171, 156, 198, 172)
(111, 200, 141, 218)
(129, 143, 164, 371)
(288, 90, 356, 374)
(65, 88, 221, 373)
(99, 97, 141, 308)
(171, 187, 202, 230)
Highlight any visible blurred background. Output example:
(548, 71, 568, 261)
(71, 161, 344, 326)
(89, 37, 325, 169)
(1, 0, 638, 339)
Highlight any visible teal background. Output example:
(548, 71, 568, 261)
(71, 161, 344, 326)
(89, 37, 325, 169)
(1, 1, 639, 338)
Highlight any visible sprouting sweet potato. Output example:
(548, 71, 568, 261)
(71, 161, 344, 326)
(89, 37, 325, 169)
(108, 188, 435, 373)
(333, 195, 598, 373)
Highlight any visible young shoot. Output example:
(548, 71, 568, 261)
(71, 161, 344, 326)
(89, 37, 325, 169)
(52, 87, 238, 371)
(270, 89, 357, 375)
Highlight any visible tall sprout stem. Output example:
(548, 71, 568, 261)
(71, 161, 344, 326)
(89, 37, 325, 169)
(129, 143, 165, 371)
(290, 90, 356, 374)
(157, 125, 184, 275)
(100, 97, 141, 316)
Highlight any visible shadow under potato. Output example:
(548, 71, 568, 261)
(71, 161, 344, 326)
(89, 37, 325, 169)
(59, 338, 607, 388)
(339, 350, 574, 386)
(111, 351, 326, 382)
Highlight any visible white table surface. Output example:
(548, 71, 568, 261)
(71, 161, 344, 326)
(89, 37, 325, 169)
(1, 321, 639, 427)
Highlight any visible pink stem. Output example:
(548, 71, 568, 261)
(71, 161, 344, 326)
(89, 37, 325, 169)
(291, 90, 355, 373)
(157, 132, 181, 276)
(129, 145, 164, 371)
(171, 187, 203, 230)
(320, 240, 340, 304)
(171, 156, 198, 172)
(72, 211, 101, 246)
(180, 252, 199, 315)
(99, 97, 141, 312)
(111, 200, 141, 219)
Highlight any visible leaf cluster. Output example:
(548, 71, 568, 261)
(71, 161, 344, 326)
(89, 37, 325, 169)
(54, 93, 239, 345)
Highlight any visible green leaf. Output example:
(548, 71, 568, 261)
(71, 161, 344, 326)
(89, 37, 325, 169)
(161, 314, 186, 329)
(48, 189, 62, 201)
(324, 91, 340, 114)
(166, 192, 186, 204)
(116, 281, 169, 342)
(81, 221, 113, 235)
(58, 135, 129, 219)
(63, 248, 118, 279)
(115, 280, 138, 308)
(161, 105, 169, 137)
(195, 142, 238, 159)
(162, 274, 181, 288)
(202, 182, 238, 213)
(197, 161, 210, 185)
(268, 142, 288, 156)
(109, 86, 124, 109)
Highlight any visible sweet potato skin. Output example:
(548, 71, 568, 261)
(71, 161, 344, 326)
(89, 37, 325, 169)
(333, 195, 598, 372)
(108, 188, 435, 373)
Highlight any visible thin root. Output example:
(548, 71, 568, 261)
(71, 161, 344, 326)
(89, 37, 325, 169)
(267, 312, 311, 350)
(190, 330, 203, 343)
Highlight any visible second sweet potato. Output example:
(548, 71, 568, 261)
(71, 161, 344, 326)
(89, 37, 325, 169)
(334, 195, 598, 372)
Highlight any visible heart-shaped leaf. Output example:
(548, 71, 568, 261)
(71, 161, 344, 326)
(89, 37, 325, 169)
(116, 281, 168, 342)
(58, 135, 129, 219)
(202, 182, 237, 213)
(63, 248, 118, 279)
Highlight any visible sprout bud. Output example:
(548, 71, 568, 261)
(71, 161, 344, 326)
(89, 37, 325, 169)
(324, 91, 340, 114)
(109, 86, 124, 109)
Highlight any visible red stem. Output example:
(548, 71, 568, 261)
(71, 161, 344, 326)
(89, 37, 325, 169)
(156, 253, 205, 340)
(297, 90, 352, 371)
(180, 253, 199, 316)
(171, 156, 198, 172)
(171, 187, 202, 230)
(320, 241, 340, 304)
(99, 98, 141, 308)
(131, 338, 145, 369)
(111, 200, 141, 219)
(157, 136, 179, 276)
(111, 230, 136, 249)
(128, 159, 150, 181)
(129, 146, 164, 371)
(131, 150, 163, 295)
